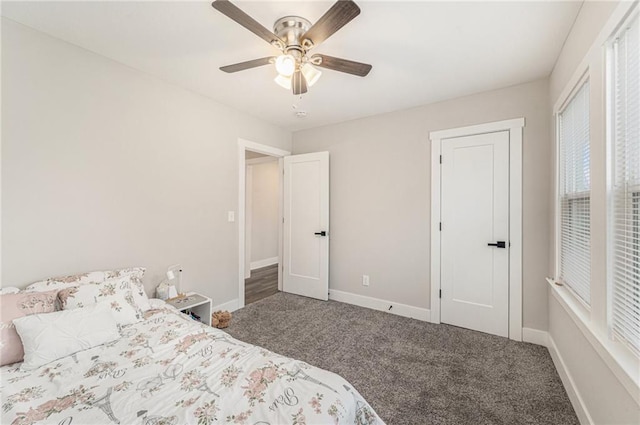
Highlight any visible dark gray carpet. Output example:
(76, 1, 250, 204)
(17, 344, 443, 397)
(225, 292, 578, 425)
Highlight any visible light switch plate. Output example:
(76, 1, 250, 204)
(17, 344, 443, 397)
(228, 211, 235, 222)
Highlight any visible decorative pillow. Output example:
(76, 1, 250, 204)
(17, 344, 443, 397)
(58, 277, 144, 322)
(13, 302, 119, 371)
(23, 270, 105, 293)
(0, 290, 58, 366)
(24, 267, 146, 293)
(101, 294, 140, 325)
(103, 267, 145, 282)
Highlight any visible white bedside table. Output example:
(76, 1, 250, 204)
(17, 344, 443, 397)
(165, 293, 212, 326)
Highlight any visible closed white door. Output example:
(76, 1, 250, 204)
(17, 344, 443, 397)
(283, 152, 329, 300)
(440, 131, 509, 337)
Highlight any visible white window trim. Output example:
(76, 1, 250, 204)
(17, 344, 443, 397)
(553, 72, 592, 314)
(549, 0, 640, 405)
(429, 117, 524, 341)
(552, 2, 639, 114)
(548, 278, 640, 404)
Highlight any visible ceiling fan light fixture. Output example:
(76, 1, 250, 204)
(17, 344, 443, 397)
(275, 54, 296, 77)
(301, 63, 322, 87)
(212, 0, 372, 96)
(274, 74, 292, 90)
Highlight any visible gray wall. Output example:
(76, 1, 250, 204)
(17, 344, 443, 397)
(1, 19, 291, 303)
(249, 161, 279, 265)
(293, 78, 551, 331)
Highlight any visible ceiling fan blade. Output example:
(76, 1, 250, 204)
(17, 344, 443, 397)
(301, 0, 361, 48)
(212, 0, 285, 49)
(220, 57, 275, 73)
(311, 54, 372, 77)
(292, 70, 308, 95)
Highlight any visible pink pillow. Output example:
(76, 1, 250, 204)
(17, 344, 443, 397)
(1, 290, 57, 366)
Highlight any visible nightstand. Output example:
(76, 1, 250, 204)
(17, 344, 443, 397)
(166, 293, 212, 326)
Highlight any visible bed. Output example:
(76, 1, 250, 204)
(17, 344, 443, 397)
(1, 295, 383, 425)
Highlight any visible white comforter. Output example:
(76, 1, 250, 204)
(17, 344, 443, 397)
(1, 307, 383, 425)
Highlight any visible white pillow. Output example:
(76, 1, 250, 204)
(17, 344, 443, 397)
(97, 294, 140, 325)
(58, 280, 141, 325)
(0, 287, 20, 295)
(13, 302, 119, 371)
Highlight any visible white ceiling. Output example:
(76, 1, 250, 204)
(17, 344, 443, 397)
(2, 1, 582, 131)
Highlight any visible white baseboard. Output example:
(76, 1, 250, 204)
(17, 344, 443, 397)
(547, 335, 594, 425)
(212, 298, 240, 313)
(329, 289, 430, 321)
(250, 257, 278, 270)
(522, 327, 549, 347)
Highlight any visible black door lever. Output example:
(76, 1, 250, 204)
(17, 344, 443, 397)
(487, 241, 506, 248)
(314, 231, 327, 236)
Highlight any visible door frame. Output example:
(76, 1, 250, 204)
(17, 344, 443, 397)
(244, 164, 252, 279)
(237, 138, 290, 309)
(429, 118, 524, 341)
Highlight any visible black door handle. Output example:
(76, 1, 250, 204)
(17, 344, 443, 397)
(487, 241, 506, 248)
(314, 231, 327, 236)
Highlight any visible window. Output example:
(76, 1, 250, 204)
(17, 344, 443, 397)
(558, 80, 591, 304)
(608, 12, 639, 355)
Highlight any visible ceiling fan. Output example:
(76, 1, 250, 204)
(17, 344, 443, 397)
(211, 0, 372, 95)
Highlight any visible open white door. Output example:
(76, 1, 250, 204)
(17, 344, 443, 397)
(283, 152, 329, 301)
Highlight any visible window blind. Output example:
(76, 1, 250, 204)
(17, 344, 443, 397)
(610, 13, 640, 354)
(558, 81, 591, 304)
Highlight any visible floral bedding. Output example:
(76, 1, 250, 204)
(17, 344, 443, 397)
(1, 306, 383, 425)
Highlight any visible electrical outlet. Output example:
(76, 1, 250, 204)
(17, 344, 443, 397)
(362, 275, 370, 286)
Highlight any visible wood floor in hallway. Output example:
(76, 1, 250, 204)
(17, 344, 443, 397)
(245, 263, 278, 305)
